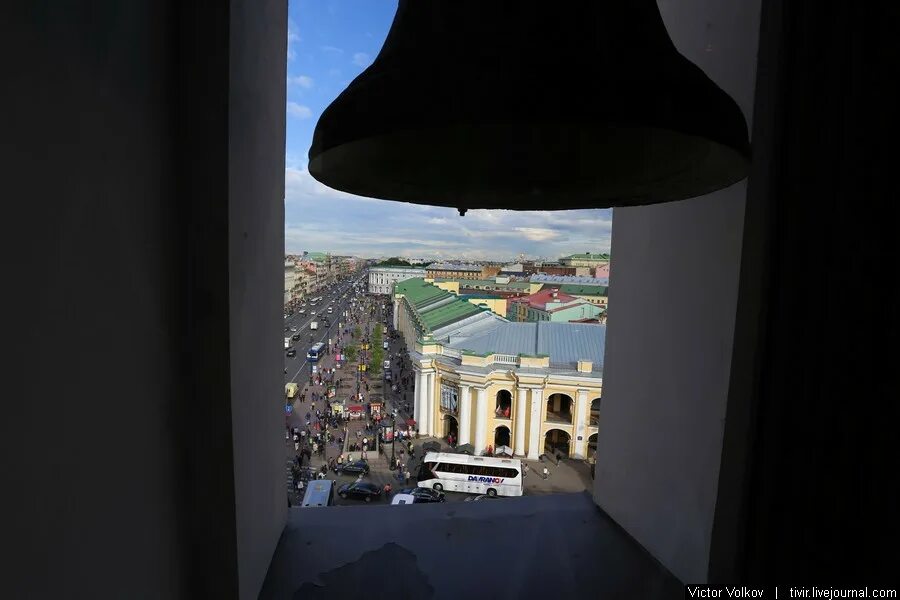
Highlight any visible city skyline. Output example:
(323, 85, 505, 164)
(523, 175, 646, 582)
(284, 0, 613, 260)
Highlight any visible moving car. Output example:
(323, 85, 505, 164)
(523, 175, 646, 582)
(398, 487, 445, 503)
(336, 460, 369, 475)
(292, 333, 302, 341)
(286, 348, 296, 357)
(338, 481, 382, 503)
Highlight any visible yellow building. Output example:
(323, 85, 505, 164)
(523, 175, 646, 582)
(459, 293, 507, 318)
(394, 278, 604, 460)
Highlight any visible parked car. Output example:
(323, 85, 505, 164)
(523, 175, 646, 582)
(463, 494, 497, 502)
(398, 487, 445, 503)
(390, 493, 417, 506)
(286, 348, 296, 357)
(336, 460, 369, 475)
(338, 481, 382, 502)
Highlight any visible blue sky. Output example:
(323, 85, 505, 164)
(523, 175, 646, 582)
(285, 0, 612, 261)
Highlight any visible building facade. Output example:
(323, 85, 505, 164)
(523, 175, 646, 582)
(284, 260, 297, 305)
(368, 266, 427, 295)
(425, 263, 484, 280)
(506, 288, 604, 322)
(394, 278, 604, 460)
(529, 275, 609, 308)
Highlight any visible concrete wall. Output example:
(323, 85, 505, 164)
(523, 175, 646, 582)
(6, 2, 190, 597)
(593, 0, 761, 584)
(5, 1, 287, 597)
(228, 1, 289, 597)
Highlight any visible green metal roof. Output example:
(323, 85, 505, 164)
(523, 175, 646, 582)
(459, 293, 503, 300)
(420, 301, 481, 329)
(555, 284, 609, 296)
(457, 279, 532, 290)
(561, 253, 610, 260)
(396, 278, 502, 333)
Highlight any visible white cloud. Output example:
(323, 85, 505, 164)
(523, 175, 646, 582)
(321, 45, 344, 55)
(286, 102, 312, 119)
(352, 52, 372, 67)
(282, 168, 612, 258)
(514, 227, 562, 242)
(287, 20, 300, 61)
(287, 75, 314, 89)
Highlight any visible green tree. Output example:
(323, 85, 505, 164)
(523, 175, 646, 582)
(345, 345, 357, 363)
(369, 326, 383, 374)
(353, 325, 362, 339)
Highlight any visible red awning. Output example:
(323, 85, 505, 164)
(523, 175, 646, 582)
(348, 405, 364, 412)
(406, 418, 416, 426)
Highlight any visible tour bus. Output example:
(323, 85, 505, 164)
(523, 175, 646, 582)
(300, 479, 334, 507)
(417, 452, 523, 498)
(307, 342, 325, 362)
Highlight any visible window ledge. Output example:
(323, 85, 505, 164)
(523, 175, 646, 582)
(261, 492, 681, 598)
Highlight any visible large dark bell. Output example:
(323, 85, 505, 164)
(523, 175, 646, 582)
(309, 1, 751, 213)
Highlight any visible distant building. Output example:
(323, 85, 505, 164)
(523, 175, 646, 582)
(506, 288, 604, 323)
(393, 278, 603, 459)
(529, 275, 609, 308)
(426, 263, 497, 280)
(368, 266, 427, 295)
(284, 260, 296, 305)
(459, 293, 507, 318)
(559, 253, 611, 269)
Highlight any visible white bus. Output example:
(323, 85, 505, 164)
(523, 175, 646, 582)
(417, 452, 523, 498)
(307, 342, 325, 361)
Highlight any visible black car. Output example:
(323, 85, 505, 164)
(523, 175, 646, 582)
(398, 487, 445, 503)
(336, 460, 369, 475)
(338, 481, 382, 502)
(291, 333, 302, 341)
(286, 348, 296, 357)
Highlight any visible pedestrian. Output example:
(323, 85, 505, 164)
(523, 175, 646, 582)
(404, 469, 411, 485)
(542, 466, 550, 480)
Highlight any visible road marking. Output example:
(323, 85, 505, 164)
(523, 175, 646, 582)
(287, 289, 354, 384)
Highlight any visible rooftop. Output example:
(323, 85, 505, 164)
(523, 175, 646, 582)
(370, 265, 427, 271)
(554, 284, 609, 297)
(510, 288, 581, 310)
(562, 253, 611, 260)
(450, 278, 533, 290)
(448, 321, 606, 371)
(530, 274, 609, 285)
(426, 263, 482, 272)
(396, 278, 507, 336)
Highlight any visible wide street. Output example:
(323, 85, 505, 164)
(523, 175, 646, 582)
(282, 270, 593, 507)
